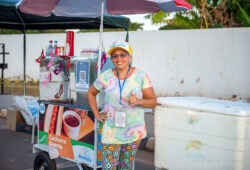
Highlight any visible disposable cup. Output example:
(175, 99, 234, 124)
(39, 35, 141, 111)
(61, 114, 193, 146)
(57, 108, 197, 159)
(63, 110, 81, 139)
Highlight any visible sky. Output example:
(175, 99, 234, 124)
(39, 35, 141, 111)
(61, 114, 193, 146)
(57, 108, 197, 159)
(123, 14, 165, 31)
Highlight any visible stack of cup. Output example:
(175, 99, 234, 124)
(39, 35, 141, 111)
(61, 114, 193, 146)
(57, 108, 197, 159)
(65, 31, 74, 57)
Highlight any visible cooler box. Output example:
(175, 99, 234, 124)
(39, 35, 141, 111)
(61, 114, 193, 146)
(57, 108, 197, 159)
(154, 97, 250, 170)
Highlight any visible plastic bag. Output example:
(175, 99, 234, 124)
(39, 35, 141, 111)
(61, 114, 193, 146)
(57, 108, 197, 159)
(13, 96, 39, 126)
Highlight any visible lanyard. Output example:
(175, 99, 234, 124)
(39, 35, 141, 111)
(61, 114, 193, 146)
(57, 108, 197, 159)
(117, 65, 131, 105)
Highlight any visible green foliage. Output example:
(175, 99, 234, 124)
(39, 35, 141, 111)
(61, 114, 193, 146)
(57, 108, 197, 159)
(129, 22, 144, 31)
(147, 11, 168, 24)
(0, 29, 22, 34)
(144, 11, 168, 24)
(0, 29, 66, 34)
(236, 2, 250, 26)
(160, 12, 200, 29)
(79, 28, 124, 32)
(146, 0, 250, 29)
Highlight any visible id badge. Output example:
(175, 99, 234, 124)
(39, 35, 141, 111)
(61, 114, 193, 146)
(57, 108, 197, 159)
(115, 111, 126, 128)
(114, 106, 127, 128)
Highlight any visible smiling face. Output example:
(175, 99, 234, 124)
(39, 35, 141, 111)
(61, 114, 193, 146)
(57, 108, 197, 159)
(111, 49, 132, 71)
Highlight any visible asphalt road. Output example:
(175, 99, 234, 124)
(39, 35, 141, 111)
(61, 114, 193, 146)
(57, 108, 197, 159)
(0, 118, 154, 170)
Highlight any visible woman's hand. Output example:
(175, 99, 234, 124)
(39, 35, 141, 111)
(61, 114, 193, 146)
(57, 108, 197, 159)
(128, 91, 138, 106)
(96, 111, 108, 124)
(71, 108, 88, 125)
(128, 88, 157, 108)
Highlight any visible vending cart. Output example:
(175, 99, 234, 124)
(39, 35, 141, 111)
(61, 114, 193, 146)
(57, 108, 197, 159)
(33, 49, 105, 170)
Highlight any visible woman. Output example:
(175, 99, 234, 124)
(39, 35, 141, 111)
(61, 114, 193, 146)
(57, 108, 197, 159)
(88, 40, 156, 170)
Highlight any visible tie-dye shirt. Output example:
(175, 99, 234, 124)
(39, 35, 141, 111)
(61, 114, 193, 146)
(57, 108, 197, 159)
(94, 68, 152, 144)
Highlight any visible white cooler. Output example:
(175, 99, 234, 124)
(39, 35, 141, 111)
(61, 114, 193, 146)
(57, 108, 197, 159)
(154, 97, 250, 170)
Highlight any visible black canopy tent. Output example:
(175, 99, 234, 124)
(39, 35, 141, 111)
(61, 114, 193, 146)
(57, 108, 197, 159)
(0, 5, 130, 95)
(0, 6, 130, 30)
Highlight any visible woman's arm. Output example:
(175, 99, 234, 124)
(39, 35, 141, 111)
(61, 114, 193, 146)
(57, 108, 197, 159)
(128, 87, 157, 108)
(87, 85, 107, 123)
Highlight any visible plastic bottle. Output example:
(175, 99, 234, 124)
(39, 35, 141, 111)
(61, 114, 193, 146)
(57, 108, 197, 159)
(53, 40, 58, 56)
(45, 46, 48, 56)
(47, 40, 53, 55)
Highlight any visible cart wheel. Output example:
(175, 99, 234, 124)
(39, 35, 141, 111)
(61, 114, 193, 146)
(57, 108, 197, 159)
(81, 165, 102, 170)
(33, 151, 56, 170)
(81, 164, 92, 170)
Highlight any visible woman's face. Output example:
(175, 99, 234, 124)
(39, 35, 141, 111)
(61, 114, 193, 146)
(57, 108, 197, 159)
(111, 49, 131, 70)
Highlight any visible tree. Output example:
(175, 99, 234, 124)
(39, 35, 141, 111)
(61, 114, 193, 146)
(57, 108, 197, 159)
(145, 0, 250, 29)
(231, 0, 250, 26)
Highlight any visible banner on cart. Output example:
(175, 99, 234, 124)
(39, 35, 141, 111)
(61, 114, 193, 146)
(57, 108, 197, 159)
(38, 103, 102, 166)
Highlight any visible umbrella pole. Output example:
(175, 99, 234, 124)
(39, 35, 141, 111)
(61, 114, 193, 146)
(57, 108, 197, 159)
(94, 2, 104, 170)
(97, 0, 104, 77)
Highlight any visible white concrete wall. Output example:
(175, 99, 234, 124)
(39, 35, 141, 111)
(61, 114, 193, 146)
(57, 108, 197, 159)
(0, 28, 249, 100)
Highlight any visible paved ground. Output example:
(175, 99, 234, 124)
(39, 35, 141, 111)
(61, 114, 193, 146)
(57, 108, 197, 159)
(0, 117, 155, 170)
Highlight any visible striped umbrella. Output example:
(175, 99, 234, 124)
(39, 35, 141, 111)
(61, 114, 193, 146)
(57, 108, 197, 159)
(17, 0, 191, 17)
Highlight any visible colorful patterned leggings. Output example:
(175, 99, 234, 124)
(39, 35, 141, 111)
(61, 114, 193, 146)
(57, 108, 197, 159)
(102, 140, 141, 170)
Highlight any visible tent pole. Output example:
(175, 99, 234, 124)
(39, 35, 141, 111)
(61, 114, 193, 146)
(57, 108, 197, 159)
(15, 9, 26, 96)
(23, 29, 26, 96)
